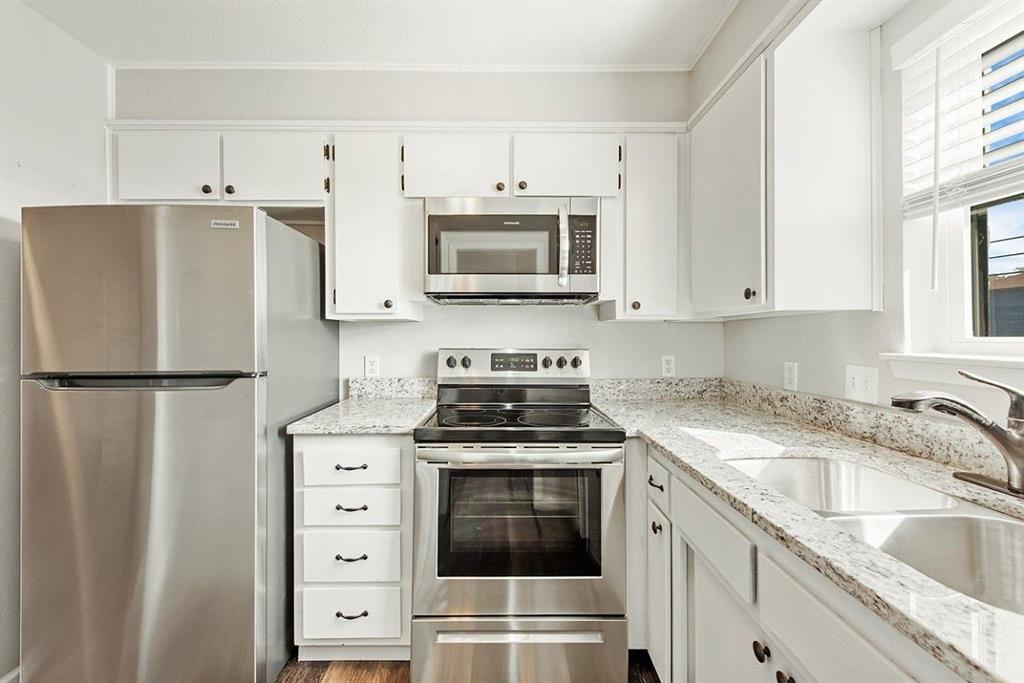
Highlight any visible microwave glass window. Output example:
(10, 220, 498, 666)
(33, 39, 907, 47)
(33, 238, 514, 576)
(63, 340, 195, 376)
(436, 468, 602, 578)
(428, 214, 559, 275)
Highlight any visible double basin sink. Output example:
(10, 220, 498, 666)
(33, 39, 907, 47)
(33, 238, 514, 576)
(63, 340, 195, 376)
(728, 457, 1024, 615)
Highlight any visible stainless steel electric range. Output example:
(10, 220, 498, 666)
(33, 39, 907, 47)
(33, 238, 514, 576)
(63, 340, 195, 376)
(411, 348, 627, 683)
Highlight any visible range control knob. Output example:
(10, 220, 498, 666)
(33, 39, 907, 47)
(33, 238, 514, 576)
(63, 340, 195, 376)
(556, 356, 568, 369)
(571, 356, 583, 369)
(461, 356, 472, 369)
(542, 356, 553, 369)
(446, 355, 458, 369)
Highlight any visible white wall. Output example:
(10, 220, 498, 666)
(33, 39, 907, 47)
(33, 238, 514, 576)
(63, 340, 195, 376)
(340, 306, 723, 379)
(721, 0, 1009, 418)
(0, 2, 109, 676)
(115, 69, 688, 121)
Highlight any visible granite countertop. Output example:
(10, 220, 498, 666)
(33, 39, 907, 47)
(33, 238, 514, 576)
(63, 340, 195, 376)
(286, 397, 435, 435)
(599, 399, 1024, 683)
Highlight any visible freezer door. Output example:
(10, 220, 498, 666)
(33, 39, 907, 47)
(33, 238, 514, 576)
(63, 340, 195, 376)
(21, 205, 264, 374)
(20, 377, 265, 683)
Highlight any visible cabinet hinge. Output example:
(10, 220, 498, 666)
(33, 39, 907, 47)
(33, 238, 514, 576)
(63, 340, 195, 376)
(324, 177, 331, 193)
(401, 174, 405, 191)
(618, 145, 622, 162)
(618, 173, 622, 190)
(323, 143, 330, 160)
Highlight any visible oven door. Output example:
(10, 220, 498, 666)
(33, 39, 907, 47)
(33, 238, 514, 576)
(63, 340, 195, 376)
(413, 448, 625, 617)
(424, 198, 598, 296)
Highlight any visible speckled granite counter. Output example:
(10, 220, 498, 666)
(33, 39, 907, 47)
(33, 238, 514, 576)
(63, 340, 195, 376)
(286, 398, 435, 435)
(599, 398, 1024, 683)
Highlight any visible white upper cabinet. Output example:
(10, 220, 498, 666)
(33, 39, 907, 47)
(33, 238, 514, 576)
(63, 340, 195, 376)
(512, 134, 620, 197)
(222, 132, 326, 201)
(690, 55, 766, 316)
(402, 134, 510, 197)
(116, 131, 221, 200)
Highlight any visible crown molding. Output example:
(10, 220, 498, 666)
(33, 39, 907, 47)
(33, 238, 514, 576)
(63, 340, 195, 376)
(112, 61, 692, 73)
(106, 119, 688, 133)
(688, 0, 740, 69)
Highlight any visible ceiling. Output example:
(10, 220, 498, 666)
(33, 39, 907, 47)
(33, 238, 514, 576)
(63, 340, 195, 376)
(23, 0, 739, 71)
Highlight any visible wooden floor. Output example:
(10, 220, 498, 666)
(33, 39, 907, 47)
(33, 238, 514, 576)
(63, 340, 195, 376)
(277, 649, 659, 683)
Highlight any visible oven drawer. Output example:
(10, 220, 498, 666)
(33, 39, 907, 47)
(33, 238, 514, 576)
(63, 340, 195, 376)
(412, 617, 627, 683)
(301, 448, 401, 486)
(302, 530, 401, 583)
(302, 488, 401, 526)
(302, 587, 401, 639)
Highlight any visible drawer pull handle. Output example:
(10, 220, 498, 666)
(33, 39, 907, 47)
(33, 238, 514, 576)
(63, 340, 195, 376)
(753, 640, 772, 663)
(775, 672, 795, 683)
(336, 610, 369, 620)
(335, 463, 368, 471)
(651, 521, 662, 535)
(647, 475, 665, 492)
(335, 553, 369, 563)
(335, 504, 368, 512)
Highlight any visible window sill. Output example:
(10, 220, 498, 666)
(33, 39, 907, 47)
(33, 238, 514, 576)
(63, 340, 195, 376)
(879, 352, 1024, 387)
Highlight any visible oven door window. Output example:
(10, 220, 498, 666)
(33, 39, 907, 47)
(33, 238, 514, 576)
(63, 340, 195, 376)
(428, 215, 559, 275)
(437, 468, 602, 577)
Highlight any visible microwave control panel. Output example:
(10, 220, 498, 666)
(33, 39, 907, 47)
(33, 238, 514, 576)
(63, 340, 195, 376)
(569, 216, 597, 275)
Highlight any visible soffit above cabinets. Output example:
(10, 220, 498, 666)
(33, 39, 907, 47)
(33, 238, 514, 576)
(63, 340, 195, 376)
(23, 0, 736, 71)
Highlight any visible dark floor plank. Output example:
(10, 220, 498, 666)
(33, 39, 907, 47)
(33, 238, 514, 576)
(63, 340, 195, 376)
(278, 649, 658, 683)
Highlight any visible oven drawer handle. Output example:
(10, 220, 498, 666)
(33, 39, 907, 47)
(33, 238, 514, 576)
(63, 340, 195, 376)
(335, 463, 368, 471)
(557, 205, 569, 287)
(335, 504, 368, 512)
(335, 553, 369, 563)
(647, 475, 665, 492)
(417, 448, 624, 465)
(335, 610, 369, 620)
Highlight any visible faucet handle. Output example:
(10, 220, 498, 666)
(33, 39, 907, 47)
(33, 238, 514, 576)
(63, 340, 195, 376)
(960, 371, 1024, 422)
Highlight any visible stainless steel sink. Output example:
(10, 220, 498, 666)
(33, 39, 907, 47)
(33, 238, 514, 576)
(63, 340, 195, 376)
(727, 457, 958, 513)
(831, 514, 1024, 614)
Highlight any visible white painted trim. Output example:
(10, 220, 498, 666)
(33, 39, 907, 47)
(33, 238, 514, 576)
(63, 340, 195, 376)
(880, 352, 1024, 388)
(870, 26, 884, 312)
(112, 61, 692, 73)
(106, 119, 688, 133)
(0, 667, 20, 683)
(890, 0, 998, 70)
(688, 0, 741, 69)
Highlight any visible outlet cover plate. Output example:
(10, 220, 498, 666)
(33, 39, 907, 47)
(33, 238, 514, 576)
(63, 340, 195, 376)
(784, 362, 798, 391)
(845, 364, 878, 404)
(661, 355, 676, 377)
(364, 355, 381, 378)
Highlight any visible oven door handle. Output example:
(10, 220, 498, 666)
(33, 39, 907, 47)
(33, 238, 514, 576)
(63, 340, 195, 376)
(557, 204, 569, 288)
(416, 448, 623, 465)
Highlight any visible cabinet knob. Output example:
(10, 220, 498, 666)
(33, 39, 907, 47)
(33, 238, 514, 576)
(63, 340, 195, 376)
(201, 184, 212, 195)
(744, 287, 757, 301)
(775, 672, 795, 683)
(651, 521, 662, 535)
(224, 184, 236, 195)
(518, 180, 528, 190)
(383, 299, 394, 309)
(631, 301, 641, 311)
(753, 640, 772, 663)
(496, 181, 506, 191)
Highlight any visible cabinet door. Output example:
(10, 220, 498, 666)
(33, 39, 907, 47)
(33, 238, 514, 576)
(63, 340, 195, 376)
(512, 134, 620, 197)
(693, 557, 769, 683)
(222, 132, 325, 200)
(690, 55, 766, 315)
(333, 132, 406, 315)
(646, 501, 671, 683)
(402, 134, 509, 197)
(624, 134, 679, 317)
(116, 131, 220, 200)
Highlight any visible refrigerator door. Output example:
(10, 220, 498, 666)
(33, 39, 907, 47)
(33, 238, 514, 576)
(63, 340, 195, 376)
(21, 205, 264, 375)
(20, 376, 265, 683)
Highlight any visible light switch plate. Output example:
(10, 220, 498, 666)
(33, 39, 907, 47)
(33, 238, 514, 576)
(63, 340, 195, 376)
(845, 364, 878, 404)
(661, 355, 676, 377)
(364, 355, 380, 378)
(783, 362, 798, 391)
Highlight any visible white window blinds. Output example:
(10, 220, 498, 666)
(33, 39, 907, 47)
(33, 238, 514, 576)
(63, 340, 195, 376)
(901, 0, 1024, 219)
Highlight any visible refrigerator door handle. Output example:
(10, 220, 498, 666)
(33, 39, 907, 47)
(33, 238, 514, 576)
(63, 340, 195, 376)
(33, 375, 255, 391)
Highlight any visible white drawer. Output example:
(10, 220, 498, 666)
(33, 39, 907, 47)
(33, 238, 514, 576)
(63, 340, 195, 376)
(302, 530, 401, 583)
(302, 448, 400, 486)
(646, 455, 671, 514)
(670, 476, 756, 604)
(303, 488, 401, 526)
(302, 586, 401, 639)
(759, 554, 913, 683)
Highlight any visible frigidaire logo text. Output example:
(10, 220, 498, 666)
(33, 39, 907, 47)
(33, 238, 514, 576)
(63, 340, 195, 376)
(503, 221, 521, 225)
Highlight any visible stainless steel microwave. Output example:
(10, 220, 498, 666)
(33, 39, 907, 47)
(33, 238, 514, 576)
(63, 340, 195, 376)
(424, 197, 599, 304)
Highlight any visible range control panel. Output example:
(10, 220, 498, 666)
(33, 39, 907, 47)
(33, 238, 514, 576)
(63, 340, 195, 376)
(568, 216, 597, 275)
(438, 348, 591, 383)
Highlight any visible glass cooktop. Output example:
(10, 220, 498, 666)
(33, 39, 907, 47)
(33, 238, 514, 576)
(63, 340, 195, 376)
(415, 405, 625, 444)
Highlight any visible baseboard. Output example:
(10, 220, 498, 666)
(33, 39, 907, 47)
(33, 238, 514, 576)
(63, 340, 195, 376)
(0, 667, 20, 683)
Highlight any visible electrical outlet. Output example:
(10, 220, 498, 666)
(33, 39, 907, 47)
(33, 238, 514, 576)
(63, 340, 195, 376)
(364, 354, 380, 378)
(845, 364, 878, 404)
(783, 362, 798, 391)
(661, 355, 676, 377)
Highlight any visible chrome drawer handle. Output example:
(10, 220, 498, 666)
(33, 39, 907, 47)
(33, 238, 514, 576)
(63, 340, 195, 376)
(335, 553, 369, 563)
(647, 475, 664, 492)
(335, 463, 368, 471)
(335, 504, 368, 512)
(335, 610, 369, 620)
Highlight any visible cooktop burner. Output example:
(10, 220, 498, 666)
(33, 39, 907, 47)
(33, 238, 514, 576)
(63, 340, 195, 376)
(440, 410, 507, 427)
(515, 409, 590, 427)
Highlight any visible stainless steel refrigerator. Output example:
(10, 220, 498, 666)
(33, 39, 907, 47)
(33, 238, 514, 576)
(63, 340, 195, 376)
(19, 205, 338, 683)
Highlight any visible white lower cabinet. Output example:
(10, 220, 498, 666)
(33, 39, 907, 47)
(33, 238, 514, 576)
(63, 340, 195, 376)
(302, 587, 402, 639)
(646, 500, 671, 682)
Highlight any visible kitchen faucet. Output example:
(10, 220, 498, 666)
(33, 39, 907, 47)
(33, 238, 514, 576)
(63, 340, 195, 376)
(892, 371, 1024, 499)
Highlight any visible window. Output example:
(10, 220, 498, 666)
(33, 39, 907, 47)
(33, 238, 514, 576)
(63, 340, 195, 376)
(972, 193, 1024, 336)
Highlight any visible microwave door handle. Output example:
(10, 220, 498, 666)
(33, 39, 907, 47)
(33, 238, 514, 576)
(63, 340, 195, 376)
(558, 205, 569, 287)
